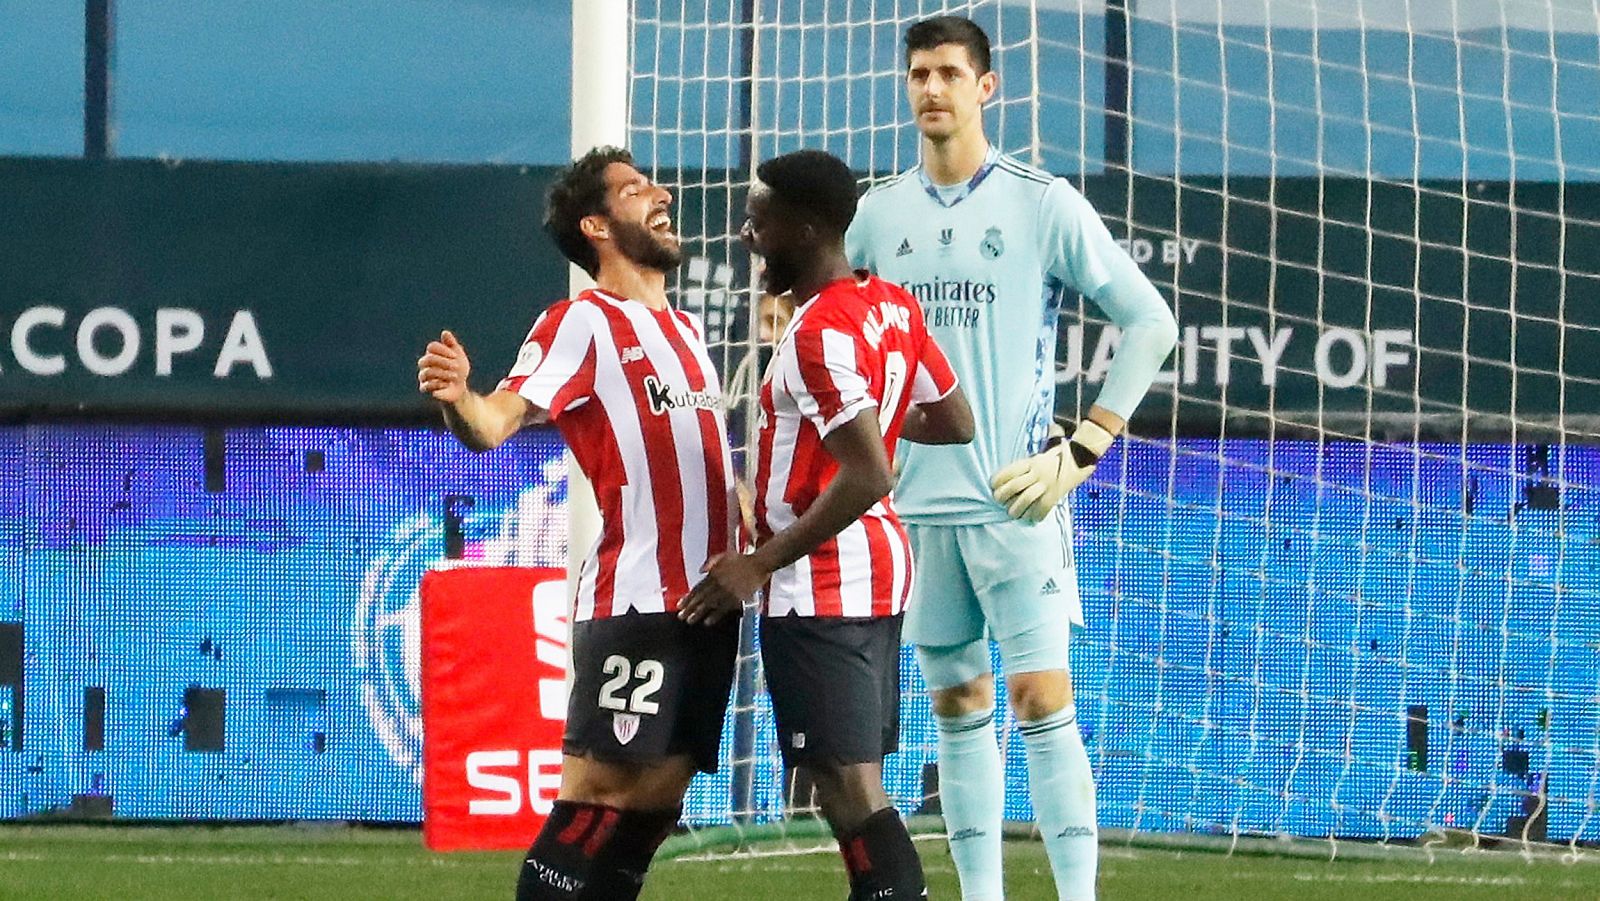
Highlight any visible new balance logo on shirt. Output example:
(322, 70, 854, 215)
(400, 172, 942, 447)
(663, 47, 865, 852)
(896, 238, 914, 257)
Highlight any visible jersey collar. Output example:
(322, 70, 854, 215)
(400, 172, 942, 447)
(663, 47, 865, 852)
(794, 271, 872, 310)
(917, 145, 1000, 208)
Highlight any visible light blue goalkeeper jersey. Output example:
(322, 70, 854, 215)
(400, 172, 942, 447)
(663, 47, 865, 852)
(847, 148, 1178, 524)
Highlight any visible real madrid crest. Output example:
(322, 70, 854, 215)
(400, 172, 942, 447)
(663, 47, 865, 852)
(980, 226, 1005, 260)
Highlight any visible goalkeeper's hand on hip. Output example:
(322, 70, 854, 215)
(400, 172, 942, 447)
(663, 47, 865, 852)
(989, 419, 1117, 521)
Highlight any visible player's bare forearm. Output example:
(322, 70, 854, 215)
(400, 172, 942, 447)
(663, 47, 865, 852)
(749, 410, 893, 575)
(1084, 405, 1125, 437)
(901, 387, 975, 445)
(440, 390, 532, 452)
(682, 415, 891, 627)
(418, 329, 532, 451)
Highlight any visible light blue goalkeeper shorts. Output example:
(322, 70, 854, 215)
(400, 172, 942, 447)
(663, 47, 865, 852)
(905, 510, 1081, 691)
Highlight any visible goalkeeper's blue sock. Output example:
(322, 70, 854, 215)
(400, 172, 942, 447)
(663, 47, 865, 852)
(934, 708, 1005, 901)
(1020, 704, 1098, 901)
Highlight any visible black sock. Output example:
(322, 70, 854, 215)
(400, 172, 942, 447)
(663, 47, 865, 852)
(580, 807, 680, 900)
(516, 801, 621, 901)
(837, 808, 926, 900)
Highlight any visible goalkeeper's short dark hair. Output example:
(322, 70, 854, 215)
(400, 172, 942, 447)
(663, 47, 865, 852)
(755, 150, 859, 238)
(904, 15, 992, 75)
(545, 145, 634, 278)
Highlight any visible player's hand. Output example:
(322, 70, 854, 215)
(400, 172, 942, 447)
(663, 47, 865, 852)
(989, 419, 1116, 521)
(679, 552, 766, 627)
(417, 330, 471, 404)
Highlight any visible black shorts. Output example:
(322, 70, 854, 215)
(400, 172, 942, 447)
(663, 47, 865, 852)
(564, 612, 739, 773)
(761, 614, 902, 768)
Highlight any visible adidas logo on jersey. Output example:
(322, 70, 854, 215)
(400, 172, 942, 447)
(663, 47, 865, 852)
(1041, 577, 1061, 596)
(896, 238, 913, 257)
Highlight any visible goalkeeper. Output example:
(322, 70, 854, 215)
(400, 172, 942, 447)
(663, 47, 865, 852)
(845, 15, 1177, 901)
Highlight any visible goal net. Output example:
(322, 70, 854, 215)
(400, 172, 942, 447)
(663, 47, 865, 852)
(626, 0, 1600, 856)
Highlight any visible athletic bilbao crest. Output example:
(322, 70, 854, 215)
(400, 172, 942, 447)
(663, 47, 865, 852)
(613, 712, 641, 745)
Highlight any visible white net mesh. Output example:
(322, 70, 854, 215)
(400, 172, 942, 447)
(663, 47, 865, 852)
(627, 0, 1600, 855)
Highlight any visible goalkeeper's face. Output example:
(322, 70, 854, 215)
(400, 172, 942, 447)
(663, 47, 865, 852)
(906, 44, 996, 142)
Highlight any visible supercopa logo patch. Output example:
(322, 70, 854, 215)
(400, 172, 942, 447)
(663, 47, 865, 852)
(514, 341, 544, 373)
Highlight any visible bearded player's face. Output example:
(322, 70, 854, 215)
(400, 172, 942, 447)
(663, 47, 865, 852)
(601, 162, 682, 272)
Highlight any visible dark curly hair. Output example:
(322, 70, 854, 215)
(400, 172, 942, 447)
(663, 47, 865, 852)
(544, 146, 634, 277)
(755, 149, 859, 238)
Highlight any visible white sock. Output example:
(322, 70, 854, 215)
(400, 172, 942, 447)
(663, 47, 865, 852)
(934, 708, 1005, 901)
(1019, 704, 1097, 900)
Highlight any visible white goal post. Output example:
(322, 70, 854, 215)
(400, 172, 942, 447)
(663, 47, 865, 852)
(573, 0, 1600, 858)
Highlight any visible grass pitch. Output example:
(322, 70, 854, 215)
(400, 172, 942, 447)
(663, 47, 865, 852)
(0, 824, 1595, 900)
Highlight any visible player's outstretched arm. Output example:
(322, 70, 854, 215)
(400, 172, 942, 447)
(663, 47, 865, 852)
(900, 384, 975, 445)
(679, 407, 893, 626)
(417, 330, 535, 452)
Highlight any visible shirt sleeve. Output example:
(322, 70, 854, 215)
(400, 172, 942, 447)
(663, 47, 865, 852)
(496, 300, 596, 419)
(844, 205, 875, 273)
(911, 332, 958, 404)
(782, 324, 877, 438)
(1041, 178, 1179, 419)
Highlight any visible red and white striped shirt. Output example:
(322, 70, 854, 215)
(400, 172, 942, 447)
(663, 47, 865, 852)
(498, 288, 737, 621)
(755, 274, 959, 618)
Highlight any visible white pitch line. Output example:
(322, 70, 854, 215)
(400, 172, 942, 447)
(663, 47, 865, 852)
(1292, 872, 1529, 887)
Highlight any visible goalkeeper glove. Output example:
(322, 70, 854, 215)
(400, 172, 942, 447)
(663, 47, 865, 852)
(989, 419, 1116, 521)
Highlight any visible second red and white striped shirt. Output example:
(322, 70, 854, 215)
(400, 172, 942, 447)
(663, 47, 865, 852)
(755, 274, 959, 618)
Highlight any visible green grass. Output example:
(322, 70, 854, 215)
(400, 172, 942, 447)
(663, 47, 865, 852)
(1, 825, 1596, 900)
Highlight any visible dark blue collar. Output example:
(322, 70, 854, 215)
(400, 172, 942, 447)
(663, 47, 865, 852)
(918, 145, 1000, 208)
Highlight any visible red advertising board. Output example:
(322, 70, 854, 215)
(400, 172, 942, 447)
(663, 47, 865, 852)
(420, 566, 568, 851)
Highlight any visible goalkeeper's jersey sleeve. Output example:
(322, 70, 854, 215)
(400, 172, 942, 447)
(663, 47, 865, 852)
(847, 150, 1177, 525)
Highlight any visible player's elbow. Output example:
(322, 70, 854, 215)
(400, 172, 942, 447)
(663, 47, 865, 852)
(1151, 309, 1179, 357)
(857, 462, 896, 501)
(1119, 301, 1178, 365)
(936, 390, 976, 444)
(454, 429, 501, 453)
